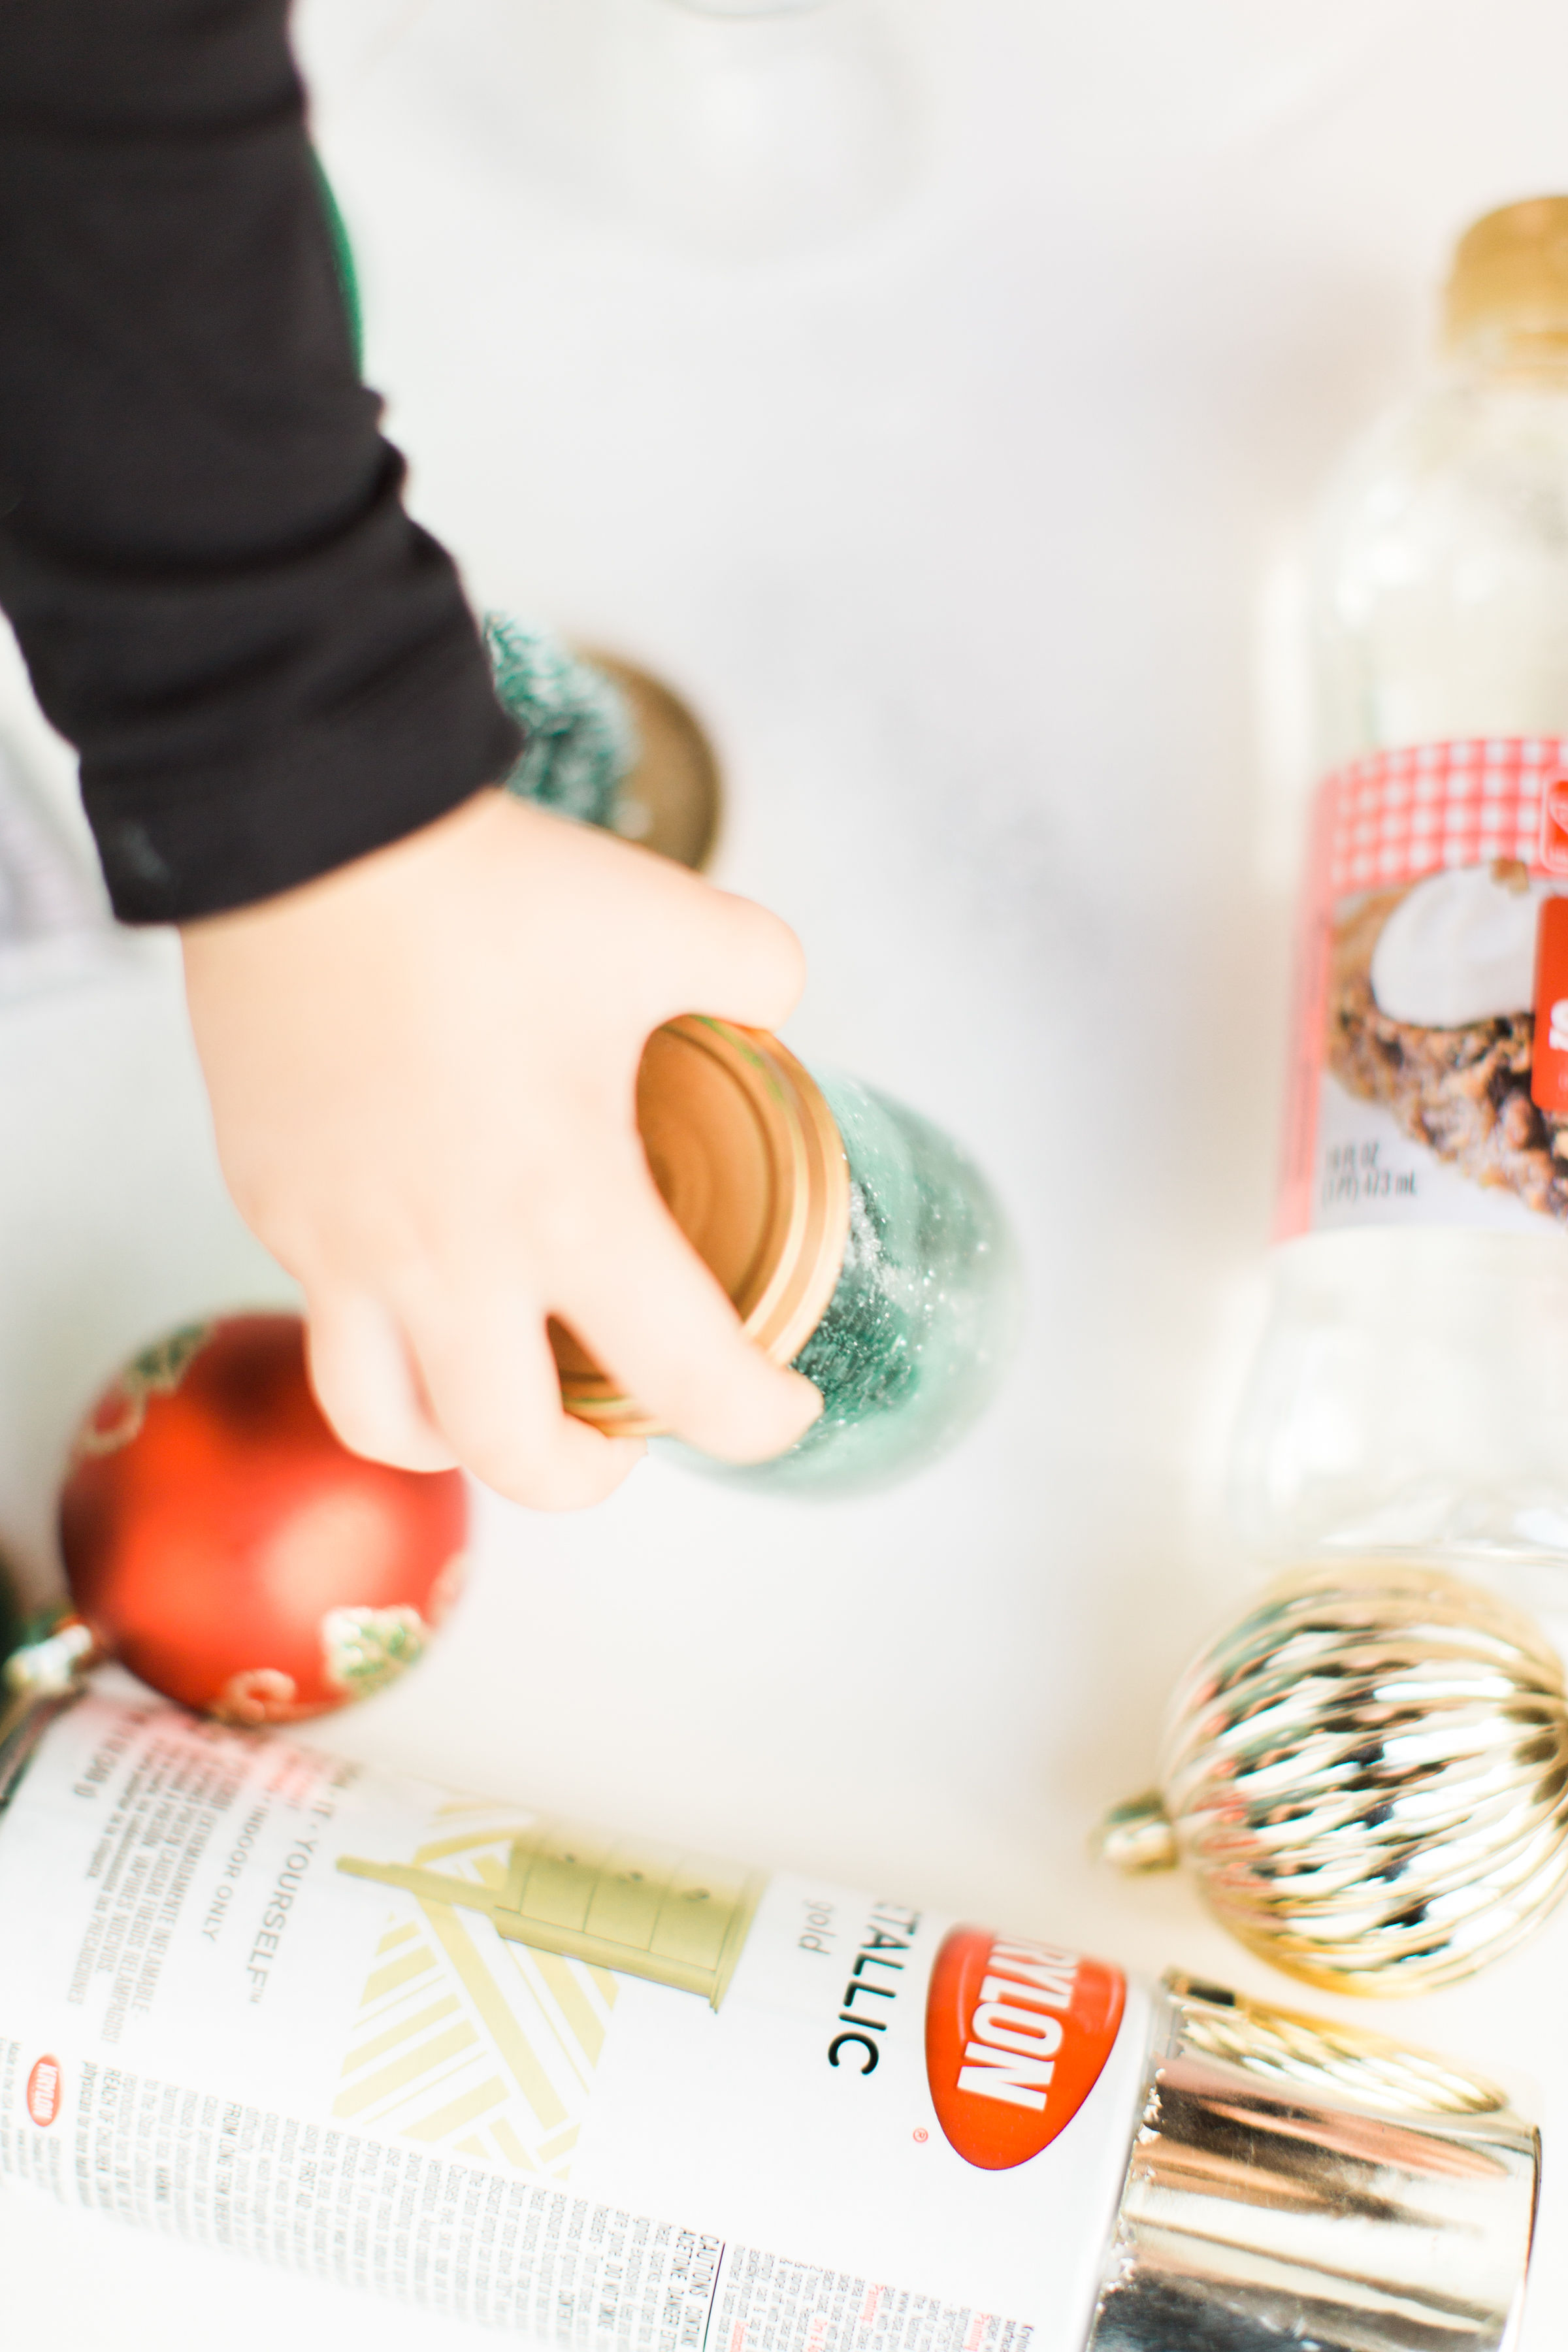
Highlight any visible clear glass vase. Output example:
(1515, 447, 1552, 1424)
(603, 0, 918, 257)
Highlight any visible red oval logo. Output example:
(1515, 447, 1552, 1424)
(26, 2056, 62, 2128)
(924, 1927, 1125, 2170)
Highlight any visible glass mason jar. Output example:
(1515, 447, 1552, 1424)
(550, 1019, 1015, 1495)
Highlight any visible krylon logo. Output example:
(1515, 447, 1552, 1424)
(25, 2056, 62, 2128)
(924, 1928, 1124, 2170)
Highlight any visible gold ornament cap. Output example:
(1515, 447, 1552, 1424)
(1444, 195, 1568, 351)
(1097, 1560, 1568, 1995)
(551, 1017, 851, 1437)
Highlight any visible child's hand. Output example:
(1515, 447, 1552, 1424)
(180, 791, 823, 1509)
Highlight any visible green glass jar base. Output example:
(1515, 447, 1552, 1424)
(664, 1073, 1018, 1498)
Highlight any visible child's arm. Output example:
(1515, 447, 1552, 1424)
(3, 1, 819, 1503)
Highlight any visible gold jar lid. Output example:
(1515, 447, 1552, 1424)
(587, 652, 723, 874)
(551, 1017, 851, 1437)
(1444, 194, 1568, 350)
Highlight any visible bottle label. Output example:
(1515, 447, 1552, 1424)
(0, 1686, 1145, 2349)
(1279, 737, 1568, 1237)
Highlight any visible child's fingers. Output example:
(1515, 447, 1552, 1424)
(304, 1288, 461, 1473)
(402, 1282, 646, 1511)
(665, 887, 807, 1035)
(560, 1179, 823, 1464)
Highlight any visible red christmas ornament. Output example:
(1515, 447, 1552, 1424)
(59, 1315, 467, 1723)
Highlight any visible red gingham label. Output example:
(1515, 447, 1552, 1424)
(1278, 737, 1568, 1240)
(1326, 737, 1568, 894)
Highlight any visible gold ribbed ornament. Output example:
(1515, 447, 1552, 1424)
(1098, 1561, 1568, 1995)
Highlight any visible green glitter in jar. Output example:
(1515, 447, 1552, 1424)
(485, 615, 639, 830)
(674, 1066, 1017, 1497)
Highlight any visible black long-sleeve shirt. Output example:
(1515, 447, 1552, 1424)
(0, 0, 521, 923)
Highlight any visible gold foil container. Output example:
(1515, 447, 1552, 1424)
(1099, 1560, 1568, 1995)
(1086, 1973, 1538, 2352)
(550, 1017, 851, 1438)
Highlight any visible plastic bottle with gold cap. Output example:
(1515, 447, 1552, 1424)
(1231, 195, 1568, 1576)
(551, 1017, 1016, 1493)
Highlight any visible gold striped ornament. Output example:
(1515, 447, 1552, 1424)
(1098, 1560, 1568, 1994)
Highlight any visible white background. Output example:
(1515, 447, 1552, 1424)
(3, 0, 1568, 2342)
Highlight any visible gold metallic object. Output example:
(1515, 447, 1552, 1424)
(0, 1615, 98, 1751)
(338, 1816, 764, 2010)
(1097, 1561, 1568, 1994)
(1445, 195, 1568, 351)
(1096, 1791, 1177, 1874)
(589, 652, 723, 873)
(1085, 1973, 1538, 2352)
(551, 1015, 851, 1436)
(1160, 1972, 1509, 2119)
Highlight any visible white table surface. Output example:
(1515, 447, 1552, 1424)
(5, 0, 1568, 2342)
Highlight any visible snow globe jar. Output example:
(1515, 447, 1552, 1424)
(550, 1019, 1015, 1495)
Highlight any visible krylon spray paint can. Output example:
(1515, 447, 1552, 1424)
(0, 1677, 1538, 2352)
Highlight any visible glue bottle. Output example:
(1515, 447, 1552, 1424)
(0, 1671, 1539, 2352)
(1231, 196, 1568, 1569)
